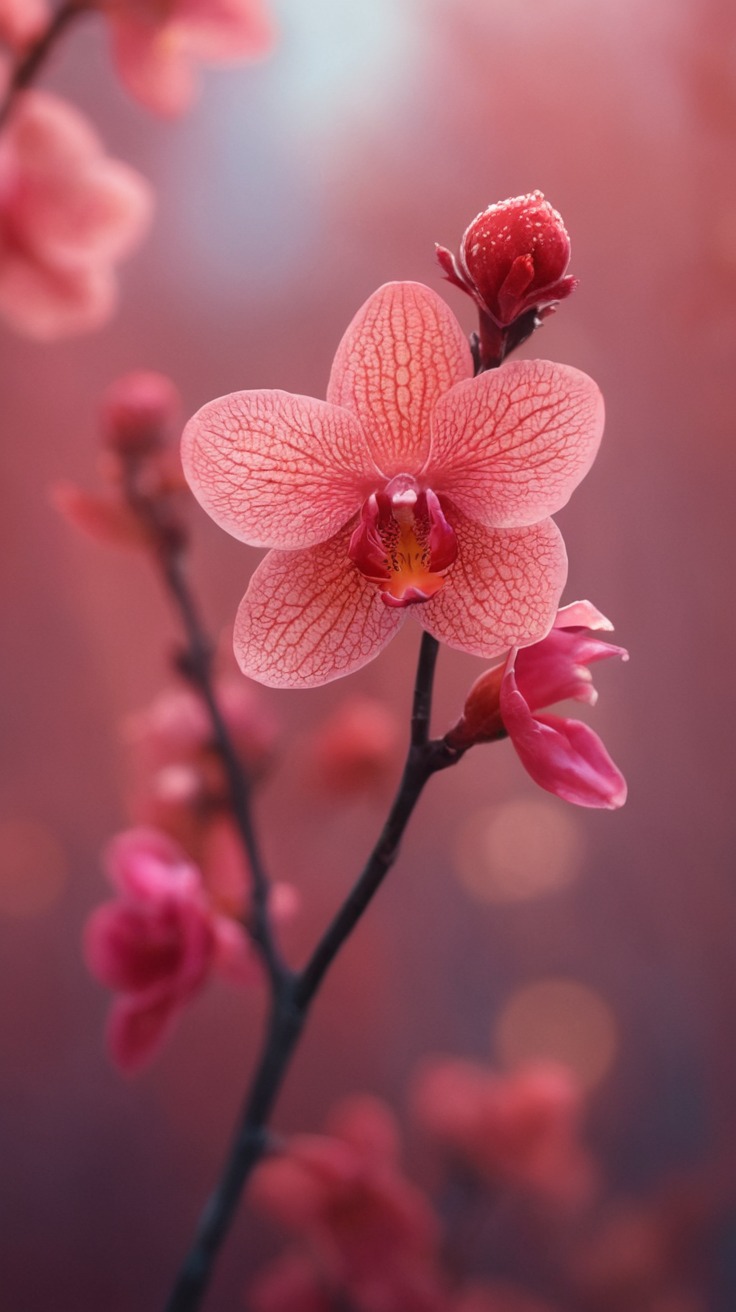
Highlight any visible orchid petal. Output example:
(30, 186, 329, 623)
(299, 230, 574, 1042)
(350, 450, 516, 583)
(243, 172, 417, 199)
(501, 668, 627, 809)
(426, 360, 604, 527)
(106, 990, 179, 1073)
(234, 527, 405, 688)
(10, 92, 153, 266)
(182, 390, 377, 549)
(515, 628, 628, 710)
(554, 599, 613, 631)
(0, 254, 116, 341)
(417, 512, 567, 660)
(327, 281, 472, 477)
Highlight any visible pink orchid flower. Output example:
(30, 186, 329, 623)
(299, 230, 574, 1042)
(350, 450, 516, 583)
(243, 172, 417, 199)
(84, 827, 257, 1071)
(448, 601, 628, 809)
(0, 88, 152, 339)
(103, 0, 276, 117)
(182, 282, 604, 689)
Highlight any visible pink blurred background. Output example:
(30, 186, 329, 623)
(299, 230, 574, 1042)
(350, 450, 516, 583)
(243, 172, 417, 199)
(2, 0, 736, 1306)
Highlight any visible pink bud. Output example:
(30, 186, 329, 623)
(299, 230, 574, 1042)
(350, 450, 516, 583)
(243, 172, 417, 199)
(446, 601, 627, 809)
(101, 370, 180, 454)
(436, 192, 576, 365)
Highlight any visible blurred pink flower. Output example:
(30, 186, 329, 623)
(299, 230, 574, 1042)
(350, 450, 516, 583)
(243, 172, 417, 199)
(102, 0, 276, 116)
(125, 679, 279, 911)
(447, 600, 627, 809)
(248, 1253, 334, 1312)
(51, 482, 151, 548)
(450, 1284, 558, 1312)
(0, 0, 47, 47)
(0, 88, 152, 339)
(412, 1059, 597, 1207)
(183, 282, 604, 688)
(436, 193, 576, 366)
(250, 1094, 446, 1311)
(311, 695, 401, 797)
(84, 827, 257, 1071)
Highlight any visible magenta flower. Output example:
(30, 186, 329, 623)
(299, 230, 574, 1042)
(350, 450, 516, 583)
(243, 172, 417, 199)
(182, 282, 604, 689)
(102, 0, 276, 116)
(0, 89, 152, 339)
(448, 601, 628, 809)
(84, 828, 256, 1071)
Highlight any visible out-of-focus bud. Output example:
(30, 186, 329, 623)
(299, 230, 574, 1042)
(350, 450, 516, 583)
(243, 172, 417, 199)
(436, 191, 576, 367)
(0, 0, 48, 49)
(101, 369, 180, 455)
(311, 695, 401, 797)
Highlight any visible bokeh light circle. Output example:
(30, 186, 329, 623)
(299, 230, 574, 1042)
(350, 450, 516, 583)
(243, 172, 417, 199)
(454, 798, 584, 903)
(494, 977, 619, 1090)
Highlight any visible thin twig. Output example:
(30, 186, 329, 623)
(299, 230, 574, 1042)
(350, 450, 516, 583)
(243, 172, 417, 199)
(162, 630, 461, 1312)
(120, 457, 290, 992)
(0, 1, 87, 133)
(158, 549, 290, 991)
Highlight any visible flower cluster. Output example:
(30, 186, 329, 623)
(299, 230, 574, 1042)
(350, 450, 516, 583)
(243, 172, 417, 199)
(0, 0, 277, 337)
(246, 1066, 708, 1312)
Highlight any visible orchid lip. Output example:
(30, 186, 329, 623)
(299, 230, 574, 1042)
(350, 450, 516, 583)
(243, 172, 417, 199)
(348, 475, 457, 608)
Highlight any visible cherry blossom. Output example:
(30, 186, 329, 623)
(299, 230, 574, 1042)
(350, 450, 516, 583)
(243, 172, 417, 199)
(182, 282, 604, 689)
(102, 0, 276, 117)
(447, 601, 627, 809)
(0, 88, 152, 339)
(84, 827, 257, 1071)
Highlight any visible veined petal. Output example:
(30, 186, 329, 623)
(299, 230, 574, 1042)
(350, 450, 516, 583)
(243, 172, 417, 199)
(327, 281, 473, 477)
(425, 360, 604, 528)
(501, 668, 627, 809)
(417, 512, 567, 659)
(182, 390, 377, 549)
(234, 527, 405, 688)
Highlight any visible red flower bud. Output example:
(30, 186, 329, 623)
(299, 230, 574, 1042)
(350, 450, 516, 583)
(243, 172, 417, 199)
(101, 370, 181, 455)
(436, 192, 577, 367)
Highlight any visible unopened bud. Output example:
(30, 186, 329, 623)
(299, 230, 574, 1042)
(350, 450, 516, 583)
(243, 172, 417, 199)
(101, 370, 180, 455)
(436, 191, 576, 367)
